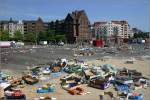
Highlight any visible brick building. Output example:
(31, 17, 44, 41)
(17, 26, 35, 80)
(23, 17, 48, 34)
(48, 20, 65, 34)
(64, 10, 91, 43)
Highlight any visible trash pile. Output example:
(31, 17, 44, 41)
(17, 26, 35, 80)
(60, 73, 81, 90)
(89, 77, 111, 90)
(117, 44, 132, 51)
(22, 75, 39, 85)
(37, 83, 55, 93)
(60, 62, 150, 99)
(34, 96, 57, 100)
(0, 71, 26, 99)
(4, 88, 26, 99)
(73, 47, 95, 56)
(125, 57, 136, 64)
(0, 58, 150, 99)
(0, 58, 68, 99)
(68, 85, 85, 95)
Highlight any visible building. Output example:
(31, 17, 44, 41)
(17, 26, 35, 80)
(0, 18, 24, 36)
(64, 10, 91, 43)
(23, 17, 48, 34)
(93, 20, 130, 44)
(93, 22, 108, 38)
(48, 19, 65, 34)
(111, 20, 130, 39)
(90, 24, 95, 40)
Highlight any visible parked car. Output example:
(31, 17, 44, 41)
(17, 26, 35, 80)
(58, 41, 64, 46)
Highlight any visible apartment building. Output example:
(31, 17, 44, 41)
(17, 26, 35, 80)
(93, 20, 130, 39)
(23, 17, 48, 34)
(49, 19, 65, 34)
(111, 20, 130, 39)
(93, 22, 108, 38)
(0, 18, 24, 36)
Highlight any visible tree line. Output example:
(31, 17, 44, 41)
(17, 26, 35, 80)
(133, 32, 149, 39)
(0, 29, 67, 44)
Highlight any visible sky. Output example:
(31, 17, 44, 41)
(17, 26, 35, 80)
(0, 0, 150, 32)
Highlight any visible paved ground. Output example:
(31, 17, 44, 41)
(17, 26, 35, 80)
(0, 44, 150, 71)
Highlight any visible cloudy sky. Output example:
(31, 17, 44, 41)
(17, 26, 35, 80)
(0, 0, 150, 31)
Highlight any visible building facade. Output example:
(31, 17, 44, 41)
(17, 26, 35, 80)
(111, 20, 130, 39)
(0, 18, 24, 36)
(64, 10, 91, 43)
(93, 20, 131, 39)
(48, 20, 65, 34)
(23, 17, 48, 34)
(93, 22, 108, 38)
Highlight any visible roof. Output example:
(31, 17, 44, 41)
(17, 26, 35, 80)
(0, 20, 18, 24)
(22, 20, 37, 23)
(0, 20, 9, 24)
(23, 17, 44, 23)
(94, 22, 107, 26)
(111, 20, 128, 24)
(65, 10, 87, 20)
(71, 10, 86, 19)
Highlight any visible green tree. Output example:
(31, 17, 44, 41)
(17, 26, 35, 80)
(134, 33, 138, 38)
(0, 30, 10, 41)
(113, 27, 119, 37)
(47, 29, 55, 35)
(133, 32, 150, 39)
(24, 33, 36, 43)
(38, 32, 47, 41)
(46, 29, 67, 43)
(55, 35, 66, 42)
(102, 26, 108, 43)
(96, 34, 100, 39)
(13, 31, 23, 41)
(113, 27, 119, 43)
(47, 30, 55, 42)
